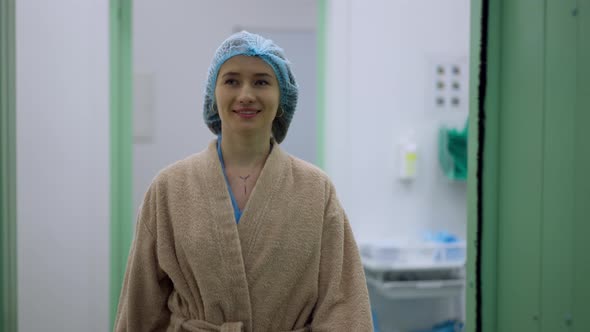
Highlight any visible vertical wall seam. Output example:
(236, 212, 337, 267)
(316, 0, 327, 169)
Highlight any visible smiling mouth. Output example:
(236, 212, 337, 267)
(233, 109, 261, 118)
(233, 107, 260, 116)
(234, 110, 260, 114)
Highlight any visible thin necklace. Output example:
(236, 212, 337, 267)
(238, 175, 251, 195)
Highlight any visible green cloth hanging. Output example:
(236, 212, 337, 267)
(438, 120, 468, 181)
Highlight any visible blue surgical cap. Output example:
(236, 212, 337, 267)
(203, 31, 298, 144)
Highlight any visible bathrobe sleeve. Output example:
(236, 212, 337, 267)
(311, 182, 374, 331)
(114, 184, 173, 331)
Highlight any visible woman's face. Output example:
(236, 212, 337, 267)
(215, 55, 280, 139)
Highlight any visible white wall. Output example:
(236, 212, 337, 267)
(16, 1, 110, 331)
(325, 0, 470, 243)
(133, 0, 317, 215)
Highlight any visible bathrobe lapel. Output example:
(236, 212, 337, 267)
(202, 140, 287, 331)
(237, 141, 287, 262)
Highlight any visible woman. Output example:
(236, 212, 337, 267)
(115, 31, 372, 332)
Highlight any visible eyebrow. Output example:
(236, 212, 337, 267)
(221, 72, 274, 78)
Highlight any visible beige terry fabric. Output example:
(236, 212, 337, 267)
(114, 140, 372, 332)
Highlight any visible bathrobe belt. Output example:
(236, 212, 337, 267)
(171, 314, 310, 332)
(171, 314, 243, 332)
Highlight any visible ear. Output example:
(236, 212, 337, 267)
(275, 106, 284, 119)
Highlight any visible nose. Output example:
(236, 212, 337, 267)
(237, 85, 255, 104)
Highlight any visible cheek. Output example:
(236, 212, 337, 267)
(214, 89, 228, 109)
(214, 88, 222, 104)
(214, 90, 228, 121)
(266, 88, 280, 107)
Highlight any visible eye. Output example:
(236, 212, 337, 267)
(224, 78, 239, 86)
(255, 79, 270, 86)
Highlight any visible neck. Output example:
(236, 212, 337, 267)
(220, 131, 271, 168)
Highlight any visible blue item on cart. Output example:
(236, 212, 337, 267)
(412, 319, 464, 332)
(423, 231, 459, 243)
(372, 308, 380, 332)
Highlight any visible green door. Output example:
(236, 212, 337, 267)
(467, 1, 590, 331)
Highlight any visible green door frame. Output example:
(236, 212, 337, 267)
(110, 0, 133, 329)
(0, 0, 18, 331)
(466, 0, 499, 330)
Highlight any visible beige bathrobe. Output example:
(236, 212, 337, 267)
(115, 140, 372, 332)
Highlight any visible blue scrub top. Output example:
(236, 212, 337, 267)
(217, 137, 243, 223)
